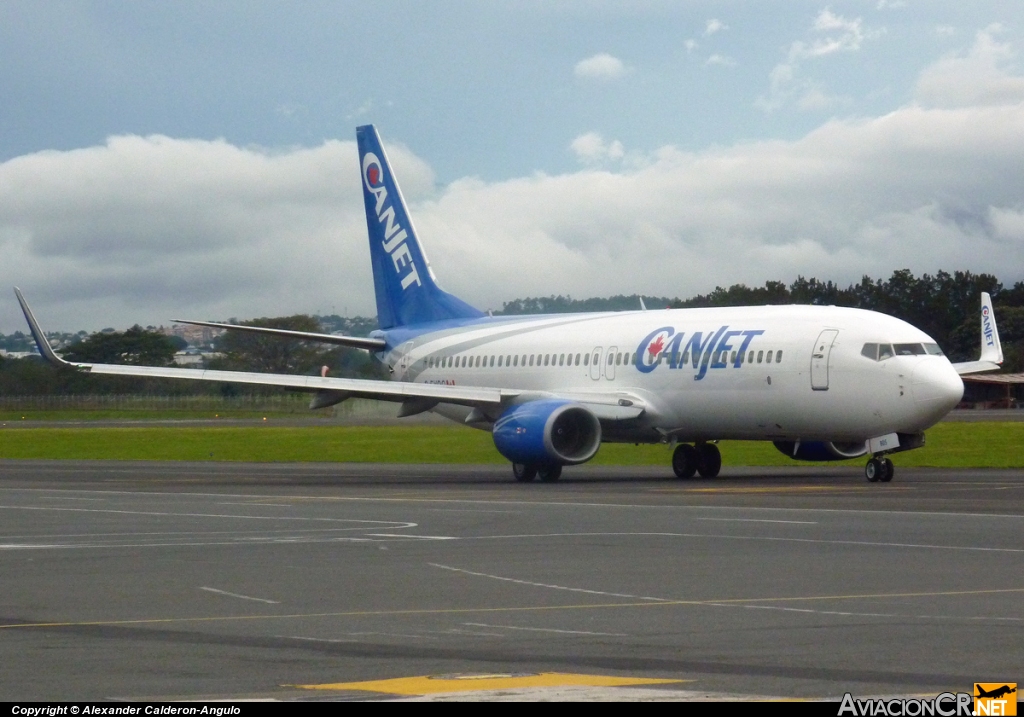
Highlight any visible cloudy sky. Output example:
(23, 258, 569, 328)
(2, 1, 1024, 332)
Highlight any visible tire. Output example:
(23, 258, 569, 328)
(880, 458, 894, 483)
(538, 464, 562, 483)
(696, 443, 722, 479)
(513, 463, 537, 483)
(672, 444, 698, 479)
(865, 458, 882, 482)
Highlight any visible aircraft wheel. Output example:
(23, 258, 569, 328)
(880, 458, 894, 483)
(672, 444, 698, 479)
(513, 463, 537, 483)
(696, 443, 722, 478)
(865, 458, 882, 482)
(538, 464, 562, 483)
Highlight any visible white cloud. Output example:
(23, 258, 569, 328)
(705, 54, 736, 67)
(4, 76, 1024, 332)
(569, 132, 625, 164)
(704, 19, 727, 37)
(574, 53, 628, 80)
(685, 39, 698, 53)
(758, 9, 882, 111)
(916, 25, 1024, 108)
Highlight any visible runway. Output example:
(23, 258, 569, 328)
(0, 460, 1021, 701)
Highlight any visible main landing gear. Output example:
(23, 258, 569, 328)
(512, 463, 562, 483)
(865, 456, 894, 483)
(672, 442, 721, 479)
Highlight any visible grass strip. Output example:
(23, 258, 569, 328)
(0, 422, 1021, 467)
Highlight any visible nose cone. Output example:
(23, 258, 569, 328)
(911, 359, 964, 421)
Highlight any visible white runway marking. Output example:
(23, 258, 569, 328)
(429, 563, 668, 602)
(694, 517, 817, 524)
(464, 622, 627, 636)
(365, 534, 456, 540)
(0, 504, 416, 529)
(199, 586, 280, 604)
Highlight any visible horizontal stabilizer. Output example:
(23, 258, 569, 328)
(172, 318, 386, 351)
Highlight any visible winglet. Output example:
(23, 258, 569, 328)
(13, 288, 71, 367)
(979, 291, 1003, 365)
(952, 291, 1004, 375)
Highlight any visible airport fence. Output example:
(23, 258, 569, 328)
(0, 393, 313, 413)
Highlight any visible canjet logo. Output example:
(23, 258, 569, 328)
(838, 692, 973, 716)
(361, 151, 422, 291)
(982, 306, 996, 348)
(975, 683, 1017, 716)
(634, 325, 765, 381)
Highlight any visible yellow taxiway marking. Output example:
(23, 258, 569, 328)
(292, 672, 686, 695)
(1, 586, 1022, 631)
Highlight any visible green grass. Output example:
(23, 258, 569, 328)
(0, 422, 1021, 467)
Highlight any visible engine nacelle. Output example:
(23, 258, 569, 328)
(773, 440, 868, 462)
(492, 399, 602, 466)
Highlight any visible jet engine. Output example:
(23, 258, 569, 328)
(492, 399, 602, 466)
(773, 440, 868, 462)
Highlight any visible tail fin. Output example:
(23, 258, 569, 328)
(355, 125, 483, 329)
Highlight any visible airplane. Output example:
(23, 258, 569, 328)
(976, 685, 1016, 700)
(14, 124, 1004, 484)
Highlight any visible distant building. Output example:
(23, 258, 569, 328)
(163, 324, 224, 346)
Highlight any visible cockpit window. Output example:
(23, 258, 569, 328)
(861, 343, 878, 360)
(924, 343, 944, 356)
(894, 343, 927, 356)
(878, 344, 894, 360)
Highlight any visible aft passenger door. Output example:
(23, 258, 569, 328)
(590, 347, 603, 380)
(811, 329, 839, 390)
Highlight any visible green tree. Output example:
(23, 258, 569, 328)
(209, 315, 329, 374)
(60, 325, 177, 366)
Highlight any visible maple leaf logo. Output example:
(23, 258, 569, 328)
(648, 335, 665, 361)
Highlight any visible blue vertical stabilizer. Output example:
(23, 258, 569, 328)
(356, 125, 484, 329)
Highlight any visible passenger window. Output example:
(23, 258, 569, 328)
(757, 351, 763, 364)
(490, 356, 495, 367)
(608, 354, 614, 365)
(776, 350, 783, 363)
(575, 353, 581, 365)
(497, 356, 502, 367)
(682, 351, 689, 364)
(583, 353, 589, 366)
(529, 355, 535, 366)
(766, 350, 773, 364)
(731, 351, 737, 364)
(513, 355, 518, 367)
(748, 351, 754, 364)
(543, 354, 549, 366)
(861, 343, 878, 360)
(878, 344, 894, 360)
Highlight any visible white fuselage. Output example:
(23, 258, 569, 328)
(383, 305, 964, 444)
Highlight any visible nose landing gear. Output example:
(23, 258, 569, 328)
(865, 456, 894, 483)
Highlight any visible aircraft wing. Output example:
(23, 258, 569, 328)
(951, 360, 1002, 376)
(951, 291, 1003, 375)
(14, 288, 511, 409)
(170, 318, 386, 351)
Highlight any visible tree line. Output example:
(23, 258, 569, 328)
(2, 269, 1022, 396)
